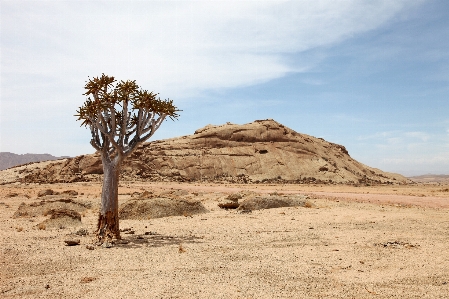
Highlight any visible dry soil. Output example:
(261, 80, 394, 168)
(1, 182, 448, 298)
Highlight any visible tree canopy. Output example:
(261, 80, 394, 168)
(76, 74, 179, 158)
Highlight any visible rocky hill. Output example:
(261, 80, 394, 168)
(0, 152, 69, 171)
(0, 119, 407, 185)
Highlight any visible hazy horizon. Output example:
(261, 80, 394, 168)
(1, 1, 448, 177)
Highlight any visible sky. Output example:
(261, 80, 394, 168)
(1, 0, 448, 177)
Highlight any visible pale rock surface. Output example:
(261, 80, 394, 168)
(0, 119, 407, 185)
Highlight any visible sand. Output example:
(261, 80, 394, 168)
(1, 181, 448, 298)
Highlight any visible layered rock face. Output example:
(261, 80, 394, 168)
(6, 119, 407, 185)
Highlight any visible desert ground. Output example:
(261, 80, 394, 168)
(1, 181, 448, 298)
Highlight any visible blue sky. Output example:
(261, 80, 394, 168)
(1, 0, 448, 176)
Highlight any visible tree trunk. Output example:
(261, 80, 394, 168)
(97, 156, 122, 243)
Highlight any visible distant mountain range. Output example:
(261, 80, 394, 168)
(408, 174, 449, 184)
(0, 152, 69, 170)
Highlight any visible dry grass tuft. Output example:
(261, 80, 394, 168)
(178, 243, 186, 253)
(16, 227, 23, 232)
(38, 223, 46, 230)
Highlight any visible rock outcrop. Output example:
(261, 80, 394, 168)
(0, 119, 407, 185)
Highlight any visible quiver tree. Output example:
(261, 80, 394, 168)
(76, 74, 179, 243)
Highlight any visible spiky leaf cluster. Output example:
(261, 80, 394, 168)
(75, 74, 179, 159)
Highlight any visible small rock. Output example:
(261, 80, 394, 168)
(80, 277, 96, 283)
(102, 242, 113, 248)
(75, 228, 89, 236)
(144, 231, 158, 235)
(116, 239, 129, 244)
(6, 193, 19, 198)
(38, 189, 56, 197)
(85, 244, 95, 250)
(64, 239, 80, 246)
(218, 202, 240, 209)
(226, 193, 242, 202)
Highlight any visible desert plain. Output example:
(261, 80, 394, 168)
(0, 180, 448, 299)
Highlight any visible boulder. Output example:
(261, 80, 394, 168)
(64, 239, 81, 246)
(218, 193, 242, 209)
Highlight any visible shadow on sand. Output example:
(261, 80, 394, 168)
(112, 231, 203, 249)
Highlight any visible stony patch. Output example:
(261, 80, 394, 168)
(13, 198, 92, 218)
(237, 194, 313, 211)
(119, 197, 208, 220)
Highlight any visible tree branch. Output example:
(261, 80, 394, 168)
(141, 111, 153, 134)
(118, 99, 128, 147)
(108, 103, 116, 137)
(136, 109, 143, 137)
(140, 114, 166, 141)
(90, 124, 102, 150)
(95, 114, 108, 136)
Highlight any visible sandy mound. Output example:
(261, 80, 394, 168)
(13, 198, 92, 218)
(237, 194, 313, 211)
(119, 197, 208, 220)
(37, 189, 78, 197)
(37, 208, 82, 229)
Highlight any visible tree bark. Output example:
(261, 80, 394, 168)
(97, 155, 122, 242)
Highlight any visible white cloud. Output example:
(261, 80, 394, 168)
(357, 131, 398, 140)
(382, 155, 449, 165)
(405, 131, 430, 142)
(2, 1, 419, 95)
(359, 131, 431, 144)
(0, 0, 423, 155)
(354, 128, 449, 175)
(379, 153, 449, 176)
